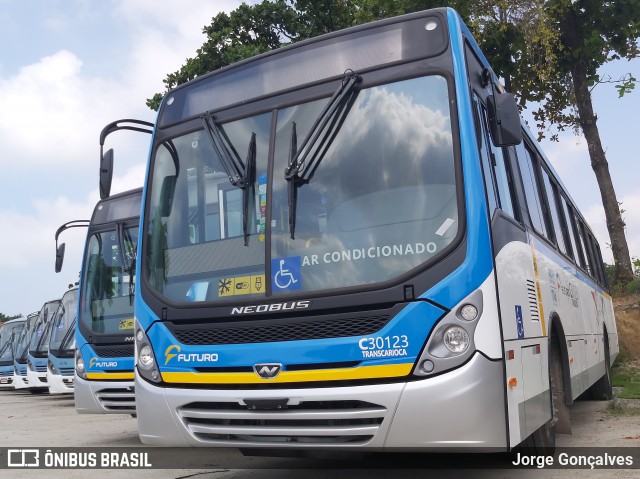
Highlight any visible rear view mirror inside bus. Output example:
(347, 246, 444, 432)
(100, 148, 114, 200)
(487, 93, 522, 147)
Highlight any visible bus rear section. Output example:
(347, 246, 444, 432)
(134, 7, 617, 451)
(74, 188, 142, 414)
(47, 287, 78, 394)
(27, 299, 61, 393)
(0, 318, 26, 387)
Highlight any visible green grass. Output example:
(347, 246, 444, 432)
(612, 361, 640, 399)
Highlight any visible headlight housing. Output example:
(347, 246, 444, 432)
(27, 358, 34, 371)
(135, 321, 161, 384)
(75, 349, 86, 379)
(48, 358, 60, 375)
(413, 289, 483, 377)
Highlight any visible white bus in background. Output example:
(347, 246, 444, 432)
(13, 312, 39, 390)
(48, 287, 79, 394)
(0, 318, 26, 387)
(26, 299, 61, 393)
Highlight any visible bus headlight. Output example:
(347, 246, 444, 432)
(135, 324, 161, 384)
(48, 358, 59, 375)
(139, 345, 154, 367)
(76, 349, 86, 379)
(27, 358, 34, 371)
(443, 326, 470, 353)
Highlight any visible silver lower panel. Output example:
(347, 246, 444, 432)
(137, 354, 507, 450)
(74, 374, 135, 414)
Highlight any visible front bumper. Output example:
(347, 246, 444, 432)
(136, 353, 507, 450)
(26, 368, 47, 389)
(74, 374, 135, 414)
(48, 372, 74, 394)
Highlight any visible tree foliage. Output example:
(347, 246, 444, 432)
(0, 313, 22, 323)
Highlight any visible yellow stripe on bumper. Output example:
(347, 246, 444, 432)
(86, 372, 134, 380)
(162, 363, 413, 384)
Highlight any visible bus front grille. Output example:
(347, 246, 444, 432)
(91, 344, 134, 358)
(171, 315, 390, 346)
(177, 400, 385, 446)
(35, 365, 47, 373)
(59, 367, 75, 376)
(96, 387, 136, 412)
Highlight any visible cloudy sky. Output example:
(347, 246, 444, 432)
(0, 1, 638, 317)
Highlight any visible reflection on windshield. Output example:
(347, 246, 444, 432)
(29, 301, 61, 354)
(80, 228, 138, 335)
(272, 75, 456, 293)
(145, 75, 458, 304)
(50, 289, 78, 352)
(0, 322, 24, 362)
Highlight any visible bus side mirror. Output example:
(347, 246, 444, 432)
(100, 148, 114, 200)
(487, 93, 522, 147)
(55, 243, 66, 273)
(159, 176, 177, 217)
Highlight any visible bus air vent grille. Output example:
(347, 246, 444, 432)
(178, 400, 386, 446)
(171, 315, 390, 345)
(91, 344, 134, 358)
(95, 387, 136, 412)
(526, 279, 540, 321)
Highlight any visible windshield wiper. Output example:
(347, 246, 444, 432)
(285, 70, 361, 239)
(202, 113, 256, 246)
(59, 319, 76, 351)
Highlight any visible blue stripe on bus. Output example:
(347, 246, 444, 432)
(419, 10, 493, 309)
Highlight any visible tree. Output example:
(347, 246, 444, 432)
(476, 0, 640, 286)
(0, 313, 22, 323)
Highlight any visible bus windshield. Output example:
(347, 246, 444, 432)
(80, 226, 138, 335)
(145, 75, 457, 304)
(29, 301, 60, 354)
(14, 314, 36, 360)
(0, 321, 24, 361)
(50, 289, 78, 352)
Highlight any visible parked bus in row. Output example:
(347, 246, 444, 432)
(13, 312, 40, 390)
(0, 318, 26, 387)
(27, 299, 61, 393)
(47, 287, 79, 394)
(133, 7, 617, 453)
(56, 119, 152, 413)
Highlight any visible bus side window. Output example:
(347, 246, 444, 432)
(569, 208, 588, 270)
(540, 167, 567, 255)
(560, 195, 578, 262)
(514, 141, 547, 236)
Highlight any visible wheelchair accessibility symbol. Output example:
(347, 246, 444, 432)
(272, 257, 302, 291)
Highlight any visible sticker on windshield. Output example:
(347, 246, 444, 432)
(219, 274, 266, 297)
(301, 242, 437, 267)
(119, 318, 134, 330)
(272, 257, 302, 291)
(435, 218, 455, 237)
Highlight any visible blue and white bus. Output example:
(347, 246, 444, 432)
(12, 312, 38, 389)
(47, 287, 79, 394)
(72, 188, 143, 413)
(0, 318, 26, 387)
(54, 119, 151, 413)
(27, 299, 61, 393)
(134, 8, 617, 452)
